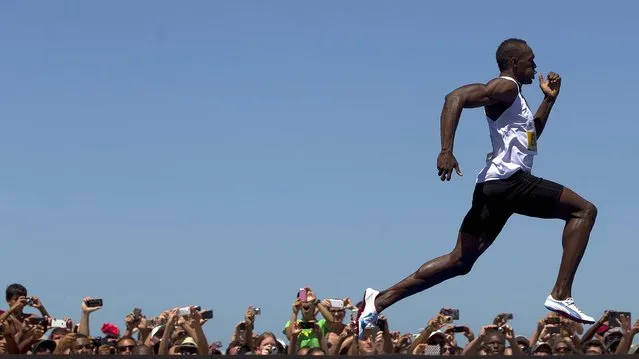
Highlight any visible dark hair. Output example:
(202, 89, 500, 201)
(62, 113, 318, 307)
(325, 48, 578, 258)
(133, 344, 154, 355)
(236, 344, 253, 355)
(307, 347, 326, 355)
(49, 327, 70, 338)
(117, 336, 135, 345)
(583, 339, 605, 353)
(5, 283, 27, 302)
(496, 38, 528, 71)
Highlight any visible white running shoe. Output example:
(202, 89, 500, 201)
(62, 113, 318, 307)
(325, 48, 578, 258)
(357, 288, 380, 339)
(544, 295, 595, 324)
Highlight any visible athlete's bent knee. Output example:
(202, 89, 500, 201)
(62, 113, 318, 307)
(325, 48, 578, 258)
(454, 259, 475, 276)
(577, 202, 598, 222)
(447, 251, 477, 276)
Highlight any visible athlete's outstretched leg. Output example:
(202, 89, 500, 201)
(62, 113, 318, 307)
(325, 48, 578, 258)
(550, 187, 597, 300)
(354, 191, 512, 338)
(375, 229, 503, 312)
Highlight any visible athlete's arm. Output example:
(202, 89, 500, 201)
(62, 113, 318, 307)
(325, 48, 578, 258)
(534, 72, 561, 138)
(440, 79, 518, 153)
(437, 79, 518, 181)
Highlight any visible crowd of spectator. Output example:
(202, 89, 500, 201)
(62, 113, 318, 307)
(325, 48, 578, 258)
(1, 283, 637, 356)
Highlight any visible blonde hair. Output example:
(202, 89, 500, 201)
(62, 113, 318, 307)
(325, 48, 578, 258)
(53, 333, 77, 354)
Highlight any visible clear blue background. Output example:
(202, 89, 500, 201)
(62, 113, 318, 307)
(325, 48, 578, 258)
(2, 0, 637, 345)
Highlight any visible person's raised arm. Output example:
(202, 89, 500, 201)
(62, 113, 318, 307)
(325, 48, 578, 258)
(534, 72, 561, 139)
(78, 297, 102, 336)
(438, 79, 518, 181)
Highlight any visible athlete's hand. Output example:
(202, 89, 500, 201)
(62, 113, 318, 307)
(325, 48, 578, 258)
(437, 150, 462, 181)
(539, 72, 561, 99)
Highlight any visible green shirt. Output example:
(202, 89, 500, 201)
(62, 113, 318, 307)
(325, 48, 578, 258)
(283, 319, 327, 349)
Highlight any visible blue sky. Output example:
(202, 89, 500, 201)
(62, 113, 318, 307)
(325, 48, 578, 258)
(2, 0, 638, 345)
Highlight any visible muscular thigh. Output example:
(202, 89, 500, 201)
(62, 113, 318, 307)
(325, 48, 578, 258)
(459, 182, 513, 254)
(485, 170, 565, 219)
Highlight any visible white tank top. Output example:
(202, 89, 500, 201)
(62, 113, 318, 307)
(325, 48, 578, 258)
(476, 76, 538, 183)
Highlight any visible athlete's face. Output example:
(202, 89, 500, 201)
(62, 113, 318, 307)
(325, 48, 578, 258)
(514, 46, 537, 85)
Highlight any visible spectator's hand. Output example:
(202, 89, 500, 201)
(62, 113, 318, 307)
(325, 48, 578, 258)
(244, 307, 255, 326)
(493, 313, 510, 327)
(30, 324, 45, 340)
(374, 330, 385, 353)
(1, 321, 16, 337)
(292, 299, 302, 314)
(598, 310, 610, 324)
(619, 314, 631, 334)
(397, 334, 412, 348)
(30, 296, 44, 310)
(377, 315, 389, 333)
(62, 317, 74, 330)
(339, 324, 353, 339)
(189, 307, 203, 328)
(343, 298, 354, 310)
(177, 314, 188, 327)
(390, 331, 401, 343)
(501, 325, 515, 340)
(306, 288, 317, 303)
(81, 297, 102, 314)
(125, 314, 139, 331)
(10, 296, 27, 313)
(412, 343, 427, 355)
(427, 313, 449, 330)
(479, 325, 499, 337)
(291, 322, 302, 337)
(167, 309, 179, 326)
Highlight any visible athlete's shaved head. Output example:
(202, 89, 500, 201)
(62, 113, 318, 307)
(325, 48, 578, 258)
(496, 38, 529, 71)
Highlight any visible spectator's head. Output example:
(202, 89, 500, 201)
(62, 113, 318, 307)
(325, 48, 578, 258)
(225, 340, 244, 355)
(116, 336, 136, 356)
(297, 347, 311, 355)
(516, 335, 530, 354)
(551, 338, 572, 356)
(532, 342, 552, 356)
(426, 330, 446, 345)
(176, 337, 199, 355)
(358, 328, 377, 355)
(0, 333, 7, 355)
(255, 332, 278, 355)
(5, 283, 27, 307)
(49, 327, 70, 344)
(133, 345, 154, 355)
(583, 339, 606, 356)
(307, 347, 326, 356)
(481, 328, 506, 356)
(440, 338, 457, 356)
(98, 343, 117, 355)
(52, 333, 76, 355)
(328, 302, 346, 324)
(298, 288, 318, 322)
(32, 339, 57, 355)
(73, 334, 93, 355)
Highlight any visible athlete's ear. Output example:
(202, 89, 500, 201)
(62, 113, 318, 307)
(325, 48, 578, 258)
(510, 57, 518, 70)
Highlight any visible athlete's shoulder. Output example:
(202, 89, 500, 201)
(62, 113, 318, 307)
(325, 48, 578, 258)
(485, 77, 519, 104)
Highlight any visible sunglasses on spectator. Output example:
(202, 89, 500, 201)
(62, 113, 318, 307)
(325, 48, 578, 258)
(118, 345, 135, 352)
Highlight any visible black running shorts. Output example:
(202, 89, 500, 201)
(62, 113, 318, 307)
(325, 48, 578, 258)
(459, 170, 564, 236)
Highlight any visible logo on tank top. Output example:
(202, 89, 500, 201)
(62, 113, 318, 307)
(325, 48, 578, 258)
(525, 120, 538, 151)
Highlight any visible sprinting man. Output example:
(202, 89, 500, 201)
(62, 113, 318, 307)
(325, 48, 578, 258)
(357, 38, 597, 337)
